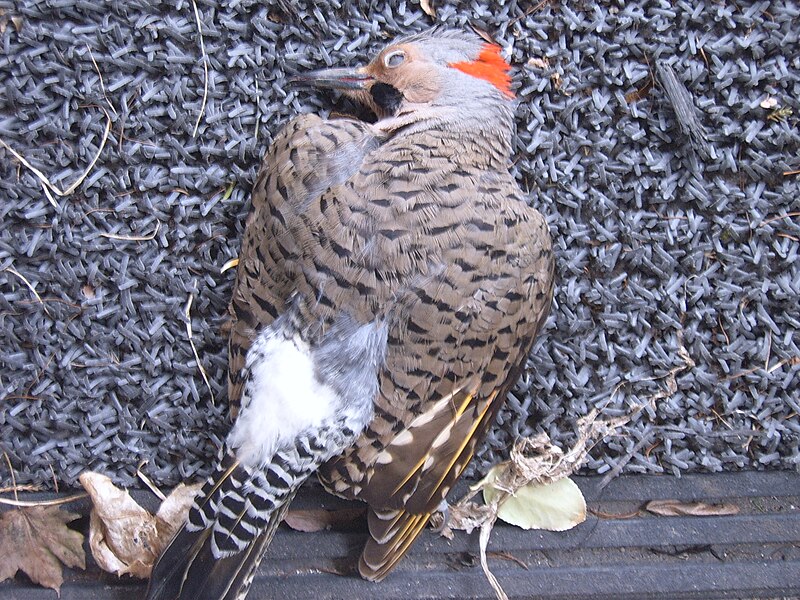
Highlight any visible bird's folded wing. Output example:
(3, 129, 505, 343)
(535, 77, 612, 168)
(227, 114, 378, 416)
(354, 379, 505, 580)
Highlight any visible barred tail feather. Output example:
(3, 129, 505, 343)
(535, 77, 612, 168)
(146, 493, 295, 600)
(146, 452, 301, 600)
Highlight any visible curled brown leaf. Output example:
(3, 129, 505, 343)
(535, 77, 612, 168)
(645, 499, 740, 517)
(80, 471, 201, 578)
(283, 507, 365, 533)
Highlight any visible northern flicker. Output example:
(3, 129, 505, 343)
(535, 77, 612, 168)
(146, 27, 554, 600)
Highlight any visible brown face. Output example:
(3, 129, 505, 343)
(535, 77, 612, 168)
(290, 42, 441, 118)
(362, 44, 440, 106)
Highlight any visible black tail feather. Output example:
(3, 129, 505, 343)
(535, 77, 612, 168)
(145, 523, 212, 600)
(145, 490, 296, 600)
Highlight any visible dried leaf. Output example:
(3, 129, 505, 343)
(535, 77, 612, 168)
(760, 96, 778, 109)
(82, 472, 157, 578)
(0, 9, 17, 35)
(645, 500, 740, 517)
(443, 410, 631, 600)
(155, 482, 202, 534)
(0, 506, 85, 594)
(624, 78, 654, 103)
(80, 472, 201, 578)
(588, 507, 640, 520)
(420, 0, 435, 18)
(527, 57, 549, 70)
(470, 24, 496, 45)
(436, 501, 492, 539)
(484, 475, 586, 532)
(222, 181, 236, 200)
(284, 507, 365, 533)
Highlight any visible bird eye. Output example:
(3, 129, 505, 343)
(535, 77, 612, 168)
(384, 50, 406, 68)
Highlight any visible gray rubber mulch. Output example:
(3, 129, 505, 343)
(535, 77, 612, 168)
(0, 1, 799, 491)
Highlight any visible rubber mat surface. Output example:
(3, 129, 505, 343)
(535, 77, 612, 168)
(1, 1, 798, 489)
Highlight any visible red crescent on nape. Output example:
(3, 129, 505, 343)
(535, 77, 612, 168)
(449, 44, 514, 99)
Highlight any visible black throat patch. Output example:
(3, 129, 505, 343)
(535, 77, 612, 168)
(370, 82, 403, 116)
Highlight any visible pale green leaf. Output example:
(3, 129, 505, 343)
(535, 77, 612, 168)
(483, 475, 586, 532)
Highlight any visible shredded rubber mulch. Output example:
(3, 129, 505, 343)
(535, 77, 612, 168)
(1, 0, 798, 490)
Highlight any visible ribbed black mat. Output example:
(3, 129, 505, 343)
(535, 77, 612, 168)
(3, 1, 800, 494)
(2, 471, 798, 599)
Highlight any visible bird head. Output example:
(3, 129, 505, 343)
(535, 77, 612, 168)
(292, 28, 515, 121)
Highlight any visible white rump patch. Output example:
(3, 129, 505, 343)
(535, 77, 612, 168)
(227, 328, 339, 467)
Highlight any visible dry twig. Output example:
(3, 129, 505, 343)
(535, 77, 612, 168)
(0, 484, 40, 495)
(0, 494, 88, 508)
(2, 267, 51, 316)
(86, 44, 117, 116)
(190, 0, 209, 137)
(759, 211, 800, 227)
(0, 109, 112, 207)
(444, 411, 629, 600)
(185, 293, 216, 404)
(100, 221, 161, 241)
(136, 460, 166, 501)
(2, 452, 18, 504)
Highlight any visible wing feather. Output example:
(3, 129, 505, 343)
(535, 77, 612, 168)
(227, 115, 378, 417)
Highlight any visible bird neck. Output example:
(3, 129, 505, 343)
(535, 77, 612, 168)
(377, 103, 515, 170)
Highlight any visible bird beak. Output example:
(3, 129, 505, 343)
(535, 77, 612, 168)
(289, 66, 373, 91)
